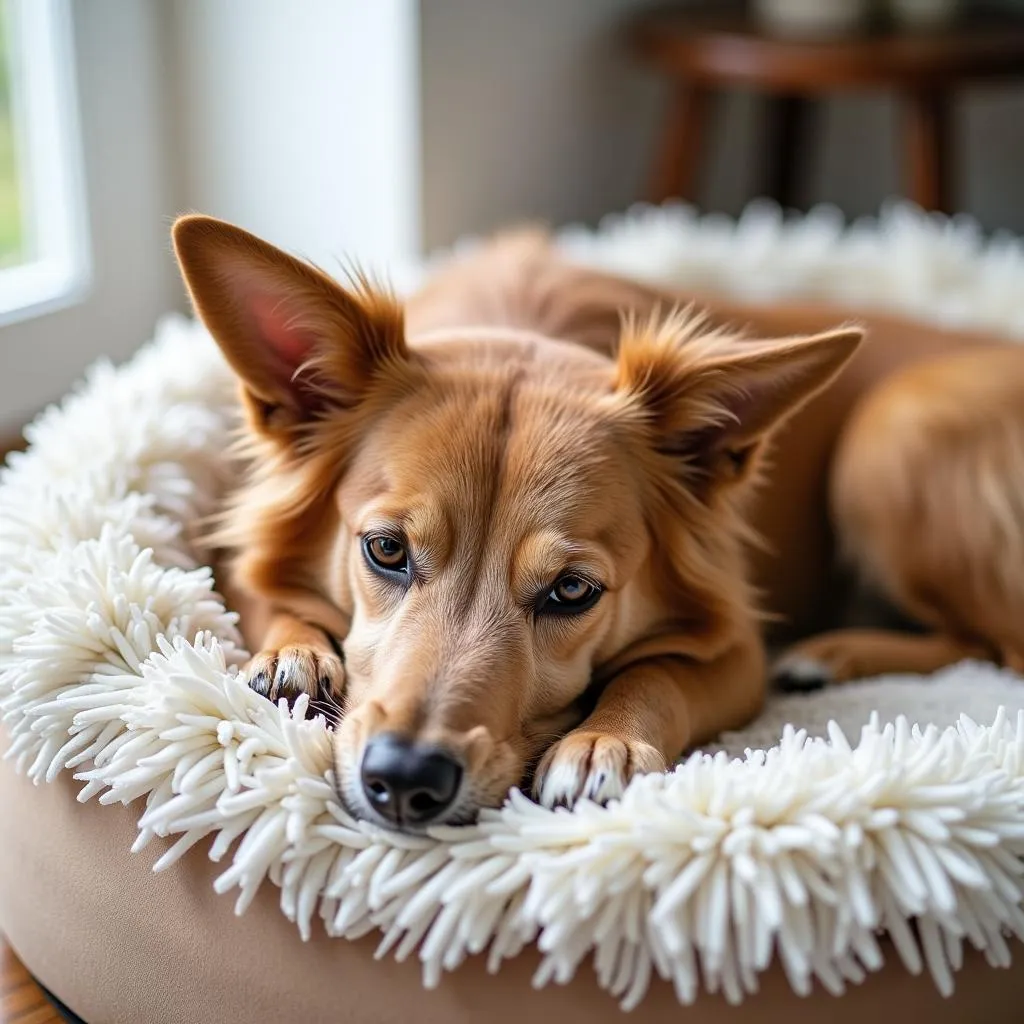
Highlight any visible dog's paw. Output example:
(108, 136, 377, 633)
(247, 645, 345, 714)
(770, 633, 872, 692)
(533, 731, 665, 810)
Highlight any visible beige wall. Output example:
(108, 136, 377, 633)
(419, 0, 661, 249)
(419, 0, 1024, 248)
(166, 0, 420, 270)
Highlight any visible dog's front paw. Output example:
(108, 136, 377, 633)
(533, 731, 665, 809)
(247, 645, 345, 712)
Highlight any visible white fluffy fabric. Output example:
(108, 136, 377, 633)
(3, 201, 1024, 1010)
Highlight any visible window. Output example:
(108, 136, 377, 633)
(0, 8, 22, 268)
(0, 0, 89, 325)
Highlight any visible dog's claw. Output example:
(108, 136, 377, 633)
(249, 669, 272, 697)
(771, 655, 832, 693)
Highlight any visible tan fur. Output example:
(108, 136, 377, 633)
(173, 214, 1023, 827)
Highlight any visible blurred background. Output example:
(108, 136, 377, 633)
(2, 0, 1024, 441)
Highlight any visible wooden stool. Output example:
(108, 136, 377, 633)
(627, 5, 1024, 213)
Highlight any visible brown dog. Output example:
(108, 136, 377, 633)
(172, 215, 1022, 831)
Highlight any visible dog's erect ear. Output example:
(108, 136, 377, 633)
(172, 214, 407, 430)
(616, 311, 863, 486)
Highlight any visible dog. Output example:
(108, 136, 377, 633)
(172, 214, 1021, 831)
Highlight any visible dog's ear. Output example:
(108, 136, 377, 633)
(616, 312, 863, 487)
(172, 214, 407, 432)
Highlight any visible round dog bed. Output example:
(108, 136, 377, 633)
(3, 201, 1024, 1024)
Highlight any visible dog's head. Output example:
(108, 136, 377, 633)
(173, 215, 860, 830)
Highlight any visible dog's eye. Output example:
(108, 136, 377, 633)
(538, 574, 602, 615)
(364, 535, 409, 574)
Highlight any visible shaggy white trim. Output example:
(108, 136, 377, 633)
(4, 202, 1024, 1010)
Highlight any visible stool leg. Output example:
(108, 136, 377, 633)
(903, 90, 953, 213)
(764, 95, 813, 211)
(647, 83, 712, 205)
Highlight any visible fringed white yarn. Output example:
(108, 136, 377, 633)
(3, 202, 1024, 1010)
(557, 198, 1024, 337)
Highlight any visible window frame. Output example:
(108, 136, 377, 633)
(0, 0, 89, 327)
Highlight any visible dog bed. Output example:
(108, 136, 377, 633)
(3, 200, 1024, 1024)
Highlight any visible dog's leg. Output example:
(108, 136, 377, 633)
(771, 630, 992, 692)
(533, 639, 765, 808)
(247, 612, 346, 710)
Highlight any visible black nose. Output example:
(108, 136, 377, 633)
(359, 735, 463, 827)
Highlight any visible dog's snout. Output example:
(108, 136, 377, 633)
(359, 735, 462, 827)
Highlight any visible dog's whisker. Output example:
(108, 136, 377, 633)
(313, 708, 344, 726)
